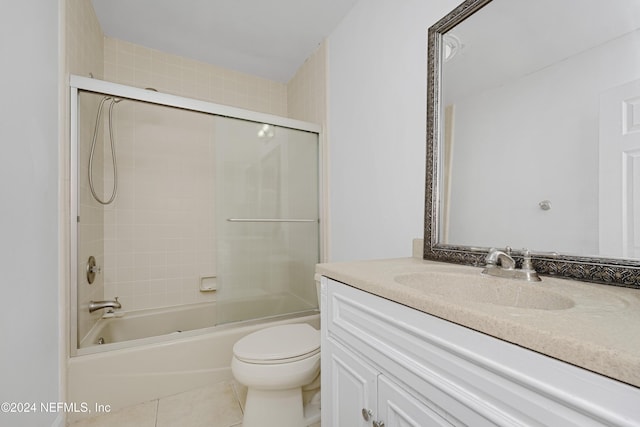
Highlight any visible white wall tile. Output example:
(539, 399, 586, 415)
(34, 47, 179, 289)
(71, 4, 326, 316)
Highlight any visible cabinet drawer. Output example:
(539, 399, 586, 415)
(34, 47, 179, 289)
(324, 278, 640, 427)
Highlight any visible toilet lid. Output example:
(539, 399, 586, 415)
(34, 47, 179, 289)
(233, 324, 320, 363)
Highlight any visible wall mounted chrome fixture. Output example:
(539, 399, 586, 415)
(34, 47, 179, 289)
(86, 256, 100, 284)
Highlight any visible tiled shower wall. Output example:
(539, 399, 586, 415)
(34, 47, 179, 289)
(68, 0, 326, 327)
(287, 43, 327, 126)
(101, 103, 217, 310)
(66, 0, 106, 341)
(103, 38, 288, 116)
(100, 38, 292, 312)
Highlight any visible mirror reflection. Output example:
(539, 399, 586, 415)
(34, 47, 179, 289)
(438, 0, 640, 260)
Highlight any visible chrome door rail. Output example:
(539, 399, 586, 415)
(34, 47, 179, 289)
(227, 218, 318, 223)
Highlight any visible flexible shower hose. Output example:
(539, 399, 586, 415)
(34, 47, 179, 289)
(88, 96, 119, 205)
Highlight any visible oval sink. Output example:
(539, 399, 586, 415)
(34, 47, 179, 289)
(394, 272, 575, 310)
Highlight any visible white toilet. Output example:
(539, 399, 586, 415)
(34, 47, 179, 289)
(231, 323, 321, 427)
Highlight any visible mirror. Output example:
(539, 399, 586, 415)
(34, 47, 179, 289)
(424, 0, 640, 288)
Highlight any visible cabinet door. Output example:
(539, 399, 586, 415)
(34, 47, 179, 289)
(324, 339, 379, 427)
(378, 376, 456, 427)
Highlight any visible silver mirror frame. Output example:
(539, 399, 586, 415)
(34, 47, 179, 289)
(423, 0, 640, 289)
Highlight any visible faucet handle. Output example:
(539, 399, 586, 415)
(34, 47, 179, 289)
(521, 249, 541, 281)
(522, 250, 534, 271)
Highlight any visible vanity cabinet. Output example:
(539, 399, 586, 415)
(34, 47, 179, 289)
(320, 277, 640, 427)
(327, 339, 452, 426)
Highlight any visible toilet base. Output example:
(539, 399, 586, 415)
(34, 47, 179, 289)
(243, 387, 319, 427)
(303, 391, 321, 425)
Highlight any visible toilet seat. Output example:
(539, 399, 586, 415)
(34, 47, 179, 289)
(233, 323, 320, 364)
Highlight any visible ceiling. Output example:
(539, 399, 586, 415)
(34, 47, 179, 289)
(91, 0, 359, 83)
(442, 0, 640, 103)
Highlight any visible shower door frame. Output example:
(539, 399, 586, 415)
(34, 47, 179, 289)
(69, 75, 325, 355)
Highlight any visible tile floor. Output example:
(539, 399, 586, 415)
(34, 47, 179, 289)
(68, 381, 321, 427)
(69, 381, 246, 427)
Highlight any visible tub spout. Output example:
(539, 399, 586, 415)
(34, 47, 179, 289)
(89, 297, 121, 313)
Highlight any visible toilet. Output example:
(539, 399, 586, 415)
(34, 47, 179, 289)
(231, 323, 321, 427)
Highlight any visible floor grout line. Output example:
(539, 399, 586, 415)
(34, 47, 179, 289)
(154, 398, 159, 427)
(230, 381, 245, 414)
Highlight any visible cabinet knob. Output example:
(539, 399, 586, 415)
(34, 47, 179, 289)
(362, 408, 372, 421)
(373, 421, 385, 427)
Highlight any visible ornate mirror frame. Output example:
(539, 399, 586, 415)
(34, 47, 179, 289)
(423, 0, 640, 289)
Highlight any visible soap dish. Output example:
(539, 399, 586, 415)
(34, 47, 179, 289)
(200, 276, 217, 292)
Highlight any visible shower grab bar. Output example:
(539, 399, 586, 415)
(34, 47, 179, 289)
(227, 218, 318, 223)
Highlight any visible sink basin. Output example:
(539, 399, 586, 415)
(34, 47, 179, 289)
(394, 272, 575, 310)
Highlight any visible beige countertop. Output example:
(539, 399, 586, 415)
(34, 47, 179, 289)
(316, 257, 640, 388)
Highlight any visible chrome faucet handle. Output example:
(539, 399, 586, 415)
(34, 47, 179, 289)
(520, 249, 541, 281)
(521, 250, 535, 270)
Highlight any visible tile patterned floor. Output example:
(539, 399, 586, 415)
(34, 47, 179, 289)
(69, 381, 246, 427)
(69, 381, 321, 427)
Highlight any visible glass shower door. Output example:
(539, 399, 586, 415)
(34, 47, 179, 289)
(214, 117, 319, 325)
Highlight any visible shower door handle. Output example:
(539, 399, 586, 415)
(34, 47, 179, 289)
(226, 218, 318, 223)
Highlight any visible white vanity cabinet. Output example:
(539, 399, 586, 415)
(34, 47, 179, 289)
(320, 277, 640, 427)
(327, 338, 453, 426)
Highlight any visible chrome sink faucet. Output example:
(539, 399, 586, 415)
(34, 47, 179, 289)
(482, 248, 541, 282)
(89, 297, 121, 313)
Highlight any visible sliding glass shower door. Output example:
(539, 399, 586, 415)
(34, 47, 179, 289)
(215, 117, 319, 325)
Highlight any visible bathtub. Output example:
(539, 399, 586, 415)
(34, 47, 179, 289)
(68, 301, 319, 421)
(78, 302, 218, 349)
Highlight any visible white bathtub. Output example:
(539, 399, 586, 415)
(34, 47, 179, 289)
(78, 302, 218, 349)
(68, 301, 319, 422)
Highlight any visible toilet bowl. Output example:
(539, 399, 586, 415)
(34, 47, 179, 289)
(231, 323, 321, 427)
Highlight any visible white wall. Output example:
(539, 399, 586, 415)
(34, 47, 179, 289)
(327, 0, 459, 261)
(0, 1, 61, 426)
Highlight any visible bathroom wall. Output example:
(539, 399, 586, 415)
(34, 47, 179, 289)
(288, 42, 327, 126)
(327, 0, 460, 261)
(0, 1, 61, 426)
(287, 42, 328, 260)
(65, 0, 107, 344)
(103, 37, 288, 116)
(76, 92, 108, 339)
(68, 0, 327, 320)
(66, 0, 104, 79)
(101, 102, 218, 311)
(99, 38, 291, 312)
